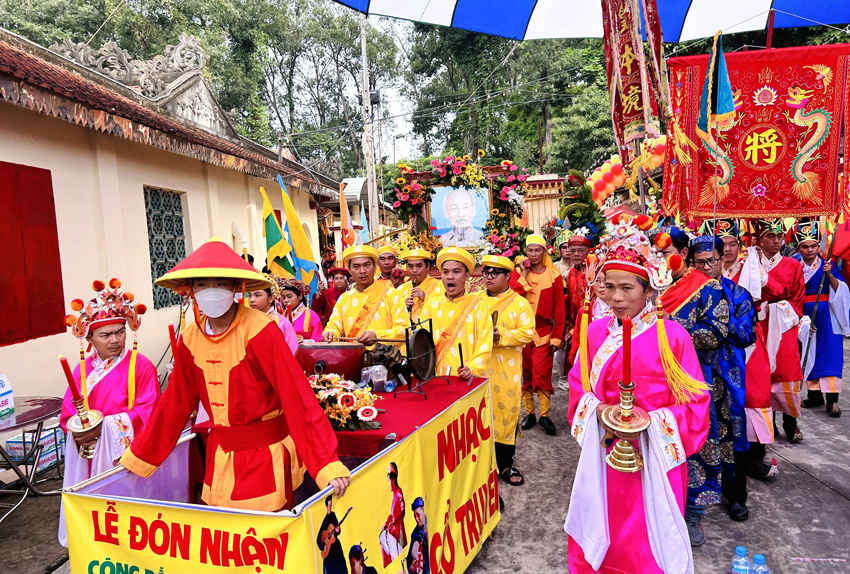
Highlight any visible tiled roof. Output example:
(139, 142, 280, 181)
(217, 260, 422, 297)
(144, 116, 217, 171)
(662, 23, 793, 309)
(0, 34, 337, 190)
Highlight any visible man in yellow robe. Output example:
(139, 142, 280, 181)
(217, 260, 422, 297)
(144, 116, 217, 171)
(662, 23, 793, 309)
(323, 245, 405, 345)
(397, 249, 443, 322)
(478, 255, 534, 488)
(419, 247, 493, 381)
(376, 244, 400, 287)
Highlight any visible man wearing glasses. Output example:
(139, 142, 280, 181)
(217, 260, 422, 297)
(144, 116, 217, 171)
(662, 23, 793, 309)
(655, 226, 731, 547)
(477, 255, 535, 490)
(692, 234, 758, 523)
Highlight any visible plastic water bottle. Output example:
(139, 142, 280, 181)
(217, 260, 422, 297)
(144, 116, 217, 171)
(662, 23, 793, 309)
(384, 378, 397, 393)
(732, 546, 749, 574)
(751, 554, 770, 574)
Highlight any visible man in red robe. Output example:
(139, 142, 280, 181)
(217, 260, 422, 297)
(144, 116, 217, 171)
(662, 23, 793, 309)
(756, 219, 806, 443)
(519, 234, 565, 435)
(312, 267, 350, 325)
(562, 232, 591, 375)
(715, 218, 781, 479)
(121, 238, 350, 511)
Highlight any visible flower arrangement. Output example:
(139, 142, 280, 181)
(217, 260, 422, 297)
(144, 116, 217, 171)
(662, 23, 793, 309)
(429, 152, 488, 189)
(309, 373, 382, 431)
(477, 159, 530, 260)
(395, 230, 444, 256)
(392, 163, 435, 221)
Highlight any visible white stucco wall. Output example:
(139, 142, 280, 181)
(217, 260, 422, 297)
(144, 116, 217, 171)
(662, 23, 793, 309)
(0, 102, 323, 399)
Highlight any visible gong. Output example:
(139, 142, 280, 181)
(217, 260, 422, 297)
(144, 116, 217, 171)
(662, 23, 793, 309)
(406, 326, 436, 381)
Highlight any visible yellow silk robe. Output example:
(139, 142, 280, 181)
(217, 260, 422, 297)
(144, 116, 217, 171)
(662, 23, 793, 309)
(419, 292, 493, 378)
(324, 281, 406, 340)
(477, 289, 535, 445)
(395, 275, 444, 322)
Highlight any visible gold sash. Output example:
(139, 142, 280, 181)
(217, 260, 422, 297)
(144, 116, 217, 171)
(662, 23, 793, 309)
(435, 295, 482, 368)
(487, 291, 518, 323)
(348, 284, 390, 338)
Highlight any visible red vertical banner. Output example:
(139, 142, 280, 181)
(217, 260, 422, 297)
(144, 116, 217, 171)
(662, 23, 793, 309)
(601, 0, 661, 161)
(664, 44, 850, 218)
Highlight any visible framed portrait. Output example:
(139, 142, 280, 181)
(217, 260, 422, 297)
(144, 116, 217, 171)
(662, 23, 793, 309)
(429, 186, 490, 248)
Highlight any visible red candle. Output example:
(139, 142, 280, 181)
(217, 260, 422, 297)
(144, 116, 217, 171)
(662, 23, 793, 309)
(59, 355, 83, 402)
(622, 316, 632, 383)
(168, 323, 178, 357)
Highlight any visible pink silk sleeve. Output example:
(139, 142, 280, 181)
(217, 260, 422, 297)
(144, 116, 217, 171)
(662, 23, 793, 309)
(308, 312, 323, 342)
(279, 316, 299, 353)
(566, 320, 607, 426)
(660, 320, 711, 457)
(125, 354, 162, 434)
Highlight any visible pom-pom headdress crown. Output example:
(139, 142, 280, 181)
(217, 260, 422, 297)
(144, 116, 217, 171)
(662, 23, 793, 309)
(64, 278, 146, 338)
(594, 220, 672, 291)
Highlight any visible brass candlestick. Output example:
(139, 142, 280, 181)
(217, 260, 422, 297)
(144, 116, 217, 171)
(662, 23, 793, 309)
(601, 380, 651, 472)
(65, 398, 104, 459)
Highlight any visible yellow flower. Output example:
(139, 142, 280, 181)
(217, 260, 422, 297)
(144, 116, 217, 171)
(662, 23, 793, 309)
(486, 220, 494, 227)
(491, 208, 499, 215)
(478, 149, 486, 158)
(396, 177, 406, 186)
(463, 154, 471, 161)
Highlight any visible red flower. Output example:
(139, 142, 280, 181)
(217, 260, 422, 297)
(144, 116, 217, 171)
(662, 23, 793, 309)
(339, 392, 357, 409)
(393, 201, 401, 208)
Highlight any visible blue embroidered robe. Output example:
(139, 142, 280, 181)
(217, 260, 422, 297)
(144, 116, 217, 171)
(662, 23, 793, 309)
(667, 276, 730, 508)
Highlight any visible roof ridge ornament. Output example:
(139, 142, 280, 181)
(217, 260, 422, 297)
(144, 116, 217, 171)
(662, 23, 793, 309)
(48, 33, 207, 98)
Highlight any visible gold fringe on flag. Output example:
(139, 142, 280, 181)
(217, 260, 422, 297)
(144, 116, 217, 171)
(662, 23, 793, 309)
(655, 302, 709, 404)
(670, 120, 697, 166)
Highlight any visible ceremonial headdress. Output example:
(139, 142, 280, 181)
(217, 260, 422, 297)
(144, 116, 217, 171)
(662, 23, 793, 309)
(343, 244, 379, 265)
(412, 497, 425, 510)
(436, 246, 475, 273)
(65, 278, 146, 339)
(155, 237, 270, 292)
(264, 274, 284, 299)
(793, 218, 821, 245)
(756, 218, 786, 236)
(480, 255, 515, 272)
(689, 235, 724, 255)
(525, 234, 546, 248)
(594, 220, 673, 290)
(280, 278, 311, 297)
(702, 218, 739, 238)
(326, 267, 350, 278)
(555, 229, 573, 247)
(400, 248, 433, 262)
(377, 244, 398, 257)
(569, 228, 592, 248)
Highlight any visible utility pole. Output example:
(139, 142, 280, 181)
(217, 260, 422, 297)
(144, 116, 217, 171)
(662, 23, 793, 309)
(375, 90, 385, 235)
(360, 14, 379, 239)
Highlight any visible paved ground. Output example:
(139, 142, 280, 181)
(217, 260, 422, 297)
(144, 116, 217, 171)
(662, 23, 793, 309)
(3, 344, 850, 574)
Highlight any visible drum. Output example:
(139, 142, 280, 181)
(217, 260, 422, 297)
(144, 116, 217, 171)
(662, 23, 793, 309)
(295, 341, 366, 382)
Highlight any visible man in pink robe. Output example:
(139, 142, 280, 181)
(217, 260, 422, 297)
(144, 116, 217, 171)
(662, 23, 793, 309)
(564, 220, 710, 574)
(58, 279, 160, 545)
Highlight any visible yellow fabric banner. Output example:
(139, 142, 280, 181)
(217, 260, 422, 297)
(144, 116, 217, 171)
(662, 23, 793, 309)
(64, 381, 498, 574)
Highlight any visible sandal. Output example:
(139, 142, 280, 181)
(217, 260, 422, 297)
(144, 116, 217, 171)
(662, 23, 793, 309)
(500, 467, 525, 486)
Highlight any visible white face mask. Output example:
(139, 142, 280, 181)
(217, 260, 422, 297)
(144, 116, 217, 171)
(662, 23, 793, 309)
(194, 287, 235, 318)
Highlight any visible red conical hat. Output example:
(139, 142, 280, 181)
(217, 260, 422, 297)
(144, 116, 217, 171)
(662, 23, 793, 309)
(155, 237, 271, 291)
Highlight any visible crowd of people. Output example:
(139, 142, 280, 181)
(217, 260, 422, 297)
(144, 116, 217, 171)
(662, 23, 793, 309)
(55, 213, 848, 573)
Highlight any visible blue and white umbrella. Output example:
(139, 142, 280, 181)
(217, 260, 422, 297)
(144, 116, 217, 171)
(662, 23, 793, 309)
(333, 1, 849, 42)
